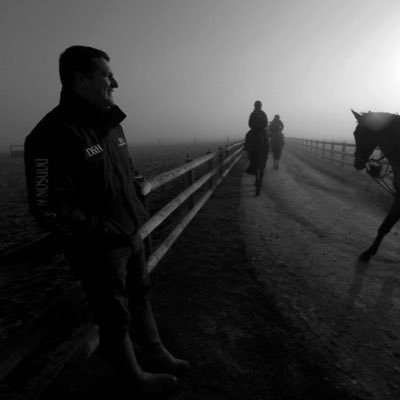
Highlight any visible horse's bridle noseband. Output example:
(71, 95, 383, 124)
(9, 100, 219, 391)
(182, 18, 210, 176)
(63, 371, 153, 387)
(365, 154, 395, 196)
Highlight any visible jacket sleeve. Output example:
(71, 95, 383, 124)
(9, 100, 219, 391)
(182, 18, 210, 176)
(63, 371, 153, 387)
(24, 128, 95, 239)
(128, 156, 148, 208)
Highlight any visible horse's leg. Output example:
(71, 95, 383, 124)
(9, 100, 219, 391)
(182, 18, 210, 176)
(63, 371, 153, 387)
(360, 198, 400, 261)
(272, 152, 278, 170)
(255, 167, 260, 195)
(256, 160, 266, 196)
(276, 148, 281, 170)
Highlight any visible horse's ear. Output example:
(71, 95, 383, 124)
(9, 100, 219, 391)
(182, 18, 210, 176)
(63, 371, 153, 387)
(351, 109, 362, 122)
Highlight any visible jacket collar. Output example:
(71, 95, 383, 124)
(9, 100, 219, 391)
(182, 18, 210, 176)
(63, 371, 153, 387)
(59, 89, 126, 129)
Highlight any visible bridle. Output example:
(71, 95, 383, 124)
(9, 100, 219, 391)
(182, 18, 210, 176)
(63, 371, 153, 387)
(354, 112, 399, 196)
(365, 152, 396, 196)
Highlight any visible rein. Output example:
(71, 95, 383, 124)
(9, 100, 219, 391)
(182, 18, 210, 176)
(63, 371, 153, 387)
(365, 153, 396, 196)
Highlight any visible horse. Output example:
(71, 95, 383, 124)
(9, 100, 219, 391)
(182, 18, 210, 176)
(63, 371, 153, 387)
(244, 129, 269, 196)
(270, 130, 285, 170)
(352, 110, 400, 261)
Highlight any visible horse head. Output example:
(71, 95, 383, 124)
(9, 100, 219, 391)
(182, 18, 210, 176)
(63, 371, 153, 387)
(351, 109, 382, 170)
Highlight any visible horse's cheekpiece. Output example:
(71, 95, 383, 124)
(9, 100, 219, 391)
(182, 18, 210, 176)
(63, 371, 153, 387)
(366, 163, 382, 178)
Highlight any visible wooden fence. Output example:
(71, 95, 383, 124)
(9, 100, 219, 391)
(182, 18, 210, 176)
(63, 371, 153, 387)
(9, 145, 24, 158)
(0, 140, 244, 398)
(286, 137, 383, 167)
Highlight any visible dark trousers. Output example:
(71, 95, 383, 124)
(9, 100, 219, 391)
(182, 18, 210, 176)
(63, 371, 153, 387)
(64, 233, 151, 353)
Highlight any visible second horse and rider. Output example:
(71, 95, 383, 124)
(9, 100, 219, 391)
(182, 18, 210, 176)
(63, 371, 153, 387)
(244, 101, 285, 195)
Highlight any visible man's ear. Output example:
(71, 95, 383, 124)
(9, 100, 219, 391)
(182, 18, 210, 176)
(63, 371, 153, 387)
(74, 71, 88, 89)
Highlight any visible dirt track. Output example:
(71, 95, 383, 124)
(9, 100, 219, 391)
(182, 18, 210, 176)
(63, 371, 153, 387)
(241, 145, 400, 399)
(37, 145, 400, 400)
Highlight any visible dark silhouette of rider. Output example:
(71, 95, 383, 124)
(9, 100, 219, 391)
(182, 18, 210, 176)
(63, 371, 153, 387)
(270, 114, 285, 170)
(248, 100, 268, 131)
(245, 101, 269, 175)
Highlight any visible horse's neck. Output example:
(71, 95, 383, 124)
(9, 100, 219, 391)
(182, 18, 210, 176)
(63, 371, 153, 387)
(379, 120, 400, 167)
(379, 138, 400, 195)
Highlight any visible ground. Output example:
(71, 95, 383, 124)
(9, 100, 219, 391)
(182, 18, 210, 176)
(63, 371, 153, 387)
(35, 144, 400, 400)
(4, 144, 400, 399)
(241, 146, 400, 400)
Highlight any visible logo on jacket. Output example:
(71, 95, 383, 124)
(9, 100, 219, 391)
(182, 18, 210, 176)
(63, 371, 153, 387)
(85, 144, 104, 158)
(118, 137, 126, 147)
(35, 158, 49, 206)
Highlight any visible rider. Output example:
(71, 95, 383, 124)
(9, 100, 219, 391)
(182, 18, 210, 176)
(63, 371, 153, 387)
(269, 114, 285, 170)
(248, 100, 268, 131)
(245, 101, 269, 175)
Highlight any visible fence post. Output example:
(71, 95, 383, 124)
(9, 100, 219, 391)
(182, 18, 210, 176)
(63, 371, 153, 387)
(206, 149, 213, 189)
(341, 142, 346, 167)
(225, 144, 230, 169)
(322, 141, 326, 160)
(330, 142, 334, 163)
(218, 146, 225, 177)
(185, 154, 195, 209)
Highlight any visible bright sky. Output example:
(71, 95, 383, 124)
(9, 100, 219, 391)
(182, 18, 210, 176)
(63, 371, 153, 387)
(1, 0, 400, 149)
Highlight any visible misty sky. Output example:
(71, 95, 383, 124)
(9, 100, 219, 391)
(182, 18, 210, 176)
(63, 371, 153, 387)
(2, 0, 400, 150)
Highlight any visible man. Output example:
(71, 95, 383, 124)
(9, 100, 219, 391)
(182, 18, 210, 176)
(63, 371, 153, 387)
(269, 114, 285, 170)
(24, 46, 189, 395)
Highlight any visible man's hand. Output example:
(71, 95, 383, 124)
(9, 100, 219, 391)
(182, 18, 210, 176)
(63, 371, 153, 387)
(134, 176, 151, 198)
(140, 179, 152, 196)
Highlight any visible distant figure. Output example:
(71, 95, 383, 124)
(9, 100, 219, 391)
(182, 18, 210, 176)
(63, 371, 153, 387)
(248, 100, 268, 131)
(24, 46, 188, 396)
(269, 114, 285, 170)
(245, 101, 269, 195)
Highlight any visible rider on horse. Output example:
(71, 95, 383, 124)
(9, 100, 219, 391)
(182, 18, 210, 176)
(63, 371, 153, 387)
(245, 100, 269, 175)
(270, 114, 285, 170)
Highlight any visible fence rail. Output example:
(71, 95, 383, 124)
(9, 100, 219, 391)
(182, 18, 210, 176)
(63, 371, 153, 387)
(0, 140, 244, 396)
(9, 145, 24, 158)
(286, 137, 357, 167)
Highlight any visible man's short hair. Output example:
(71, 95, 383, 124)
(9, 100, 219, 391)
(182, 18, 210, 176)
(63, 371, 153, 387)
(254, 100, 262, 109)
(59, 45, 110, 88)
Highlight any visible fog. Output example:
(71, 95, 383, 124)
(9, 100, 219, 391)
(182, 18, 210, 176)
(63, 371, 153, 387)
(1, 0, 400, 151)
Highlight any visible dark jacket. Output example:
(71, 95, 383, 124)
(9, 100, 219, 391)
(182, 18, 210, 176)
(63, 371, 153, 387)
(248, 109, 268, 131)
(24, 90, 147, 245)
(270, 118, 284, 132)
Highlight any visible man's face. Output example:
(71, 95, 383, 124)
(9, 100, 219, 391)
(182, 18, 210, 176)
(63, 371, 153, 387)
(80, 57, 118, 109)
